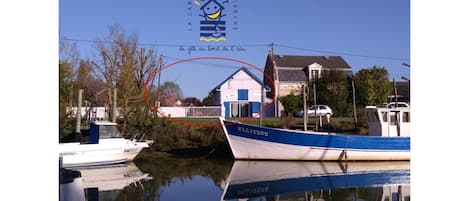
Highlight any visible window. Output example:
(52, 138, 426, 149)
(238, 89, 248, 100)
(381, 112, 388, 122)
(390, 112, 399, 125)
(311, 70, 319, 80)
(99, 125, 122, 138)
(403, 112, 410, 122)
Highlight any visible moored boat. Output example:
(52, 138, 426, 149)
(219, 106, 410, 161)
(59, 121, 153, 168)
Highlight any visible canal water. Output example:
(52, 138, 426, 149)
(60, 157, 410, 201)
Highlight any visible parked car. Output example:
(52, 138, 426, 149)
(386, 102, 410, 108)
(294, 105, 333, 117)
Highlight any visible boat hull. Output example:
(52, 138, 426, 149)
(59, 139, 150, 168)
(220, 119, 410, 161)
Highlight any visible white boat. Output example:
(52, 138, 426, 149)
(59, 121, 153, 168)
(222, 160, 410, 201)
(219, 106, 410, 161)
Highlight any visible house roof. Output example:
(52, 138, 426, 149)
(278, 69, 307, 82)
(273, 54, 352, 69)
(213, 67, 270, 91)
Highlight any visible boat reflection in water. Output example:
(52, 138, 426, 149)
(222, 161, 410, 201)
(60, 162, 152, 201)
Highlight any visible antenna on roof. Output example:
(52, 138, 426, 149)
(323, 56, 330, 59)
(270, 42, 274, 54)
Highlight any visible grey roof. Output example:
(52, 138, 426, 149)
(273, 55, 352, 69)
(278, 69, 307, 82)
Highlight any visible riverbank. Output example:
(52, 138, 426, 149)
(60, 116, 364, 155)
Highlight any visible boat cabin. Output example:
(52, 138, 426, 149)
(88, 121, 123, 144)
(365, 106, 410, 137)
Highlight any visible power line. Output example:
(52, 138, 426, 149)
(275, 44, 409, 61)
(61, 38, 409, 62)
(61, 38, 268, 48)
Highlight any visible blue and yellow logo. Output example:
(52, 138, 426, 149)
(195, 0, 226, 42)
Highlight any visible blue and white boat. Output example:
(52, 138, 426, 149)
(222, 160, 410, 200)
(219, 106, 410, 161)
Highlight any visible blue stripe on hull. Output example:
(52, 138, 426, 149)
(224, 170, 410, 199)
(223, 121, 410, 151)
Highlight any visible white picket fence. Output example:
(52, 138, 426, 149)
(67, 106, 222, 119)
(157, 106, 222, 118)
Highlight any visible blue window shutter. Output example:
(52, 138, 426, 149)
(238, 89, 248, 100)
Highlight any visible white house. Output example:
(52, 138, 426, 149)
(212, 67, 270, 118)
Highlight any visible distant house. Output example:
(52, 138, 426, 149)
(212, 67, 270, 118)
(263, 52, 353, 116)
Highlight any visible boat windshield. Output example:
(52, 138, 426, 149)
(99, 125, 122, 138)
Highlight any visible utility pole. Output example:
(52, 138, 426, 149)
(260, 86, 264, 126)
(75, 89, 83, 134)
(112, 88, 117, 123)
(155, 54, 163, 110)
(313, 72, 318, 131)
(352, 77, 358, 131)
(393, 78, 398, 107)
(303, 85, 307, 131)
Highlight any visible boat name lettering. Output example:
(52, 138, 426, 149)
(237, 126, 268, 136)
(237, 186, 269, 196)
(60, 152, 76, 156)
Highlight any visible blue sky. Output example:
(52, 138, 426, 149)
(60, 0, 410, 99)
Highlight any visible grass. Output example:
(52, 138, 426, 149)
(171, 116, 362, 133)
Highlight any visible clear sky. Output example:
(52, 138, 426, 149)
(60, 0, 410, 100)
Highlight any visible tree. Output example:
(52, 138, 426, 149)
(59, 39, 80, 139)
(158, 81, 183, 106)
(279, 93, 303, 116)
(183, 97, 202, 106)
(202, 90, 216, 106)
(75, 60, 107, 105)
(312, 70, 351, 116)
(91, 24, 159, 133)
(354, 66, 393, 107)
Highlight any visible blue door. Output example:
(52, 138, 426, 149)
(224, 102, 230, 118)
(250, 102, 260, 116)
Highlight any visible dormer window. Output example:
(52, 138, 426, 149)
(308, 63, 322, 81)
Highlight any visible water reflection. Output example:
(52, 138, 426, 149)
(222, 161, 410, 201)
(60, 163, 152, 201)
(59, 158, 410, 201)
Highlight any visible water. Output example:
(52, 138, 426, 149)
(60, 157, 410, 201)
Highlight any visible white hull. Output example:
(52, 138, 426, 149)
(59, 138, 150, 168)
(227, 135, 410, 161)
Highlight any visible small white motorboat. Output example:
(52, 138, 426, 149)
(59, 121, 153, 168)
